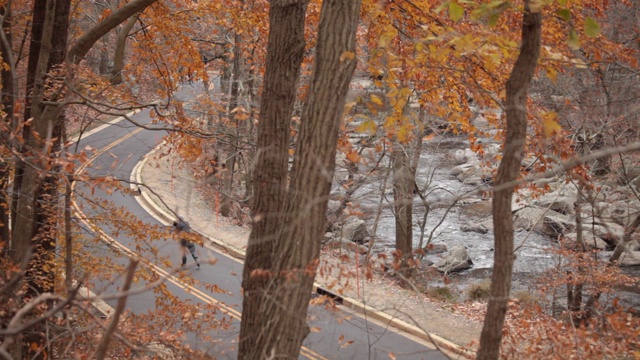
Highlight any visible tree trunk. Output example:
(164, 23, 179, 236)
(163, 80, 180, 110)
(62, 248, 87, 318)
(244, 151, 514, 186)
(242, 52, 257, 202)
(238, 0, 361, 358)
(98, 37, 110, 74)
(9, 1, 70, 358)
(239, 0, 308, 356)
(392, 146, 414, 272)
(221, 30, 242, 217)
(0, 3, 14, 245)
(477, 1, 541, 359)
(110, 14, 137, 84)
(11, 0, 47, 233)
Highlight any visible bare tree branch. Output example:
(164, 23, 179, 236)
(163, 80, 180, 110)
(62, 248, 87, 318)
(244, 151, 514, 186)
(67, 0, 158, 64)
(95, 258, 139, 360)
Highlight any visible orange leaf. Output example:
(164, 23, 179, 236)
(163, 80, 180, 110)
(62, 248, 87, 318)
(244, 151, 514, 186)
(346, 151, 361, 163)
(340, 51, 355, 62)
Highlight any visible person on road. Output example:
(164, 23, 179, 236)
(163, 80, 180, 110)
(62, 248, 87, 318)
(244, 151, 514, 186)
(173, 218, 200, 268)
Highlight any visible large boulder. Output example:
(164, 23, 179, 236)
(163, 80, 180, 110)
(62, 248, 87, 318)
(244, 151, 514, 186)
(456, 166, 491, 186)
(338, 216, 370, 243)
(453, 148, 478, 165)
(513, 207, 548, 232)
(534, 193, 576, 215)
(450, 163, 475, 177)
(610, 206, 635, 227)
(590, 222, 625, 243)
(542, 211, 576, 237)
(461, 221, 489, 234)
(618, 251, 640, 267)
(435, 246, 473, 274)
(327, 199, 341, 214)
(600, 201, 640, 227)
(561, 231, 610, 250)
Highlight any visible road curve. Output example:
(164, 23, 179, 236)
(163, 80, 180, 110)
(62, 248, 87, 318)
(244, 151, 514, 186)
(72, 83, 450, 359)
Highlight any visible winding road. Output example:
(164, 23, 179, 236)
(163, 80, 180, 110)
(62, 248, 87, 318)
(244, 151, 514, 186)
(71, 84, 448, 359)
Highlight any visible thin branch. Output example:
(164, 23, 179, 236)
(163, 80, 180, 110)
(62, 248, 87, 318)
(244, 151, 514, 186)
(94, 258, 139, 360)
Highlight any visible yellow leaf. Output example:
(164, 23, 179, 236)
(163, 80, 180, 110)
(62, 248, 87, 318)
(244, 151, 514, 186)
(396, 123, 414, 143)
(340, 51, 355, 62)
(378, 28, 397, 48)
(356, 119, 377, 135)
(370, 95, 383, 106)
(449, 2, 464, 22)
(567, 29, 581, 50)
(545, 67, 557, 83)
(542, 112, 562, 137)
(584, 16, 601, 38)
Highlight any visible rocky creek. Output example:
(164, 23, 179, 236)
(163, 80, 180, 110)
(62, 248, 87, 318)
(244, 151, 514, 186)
(328, 134, 640, 309)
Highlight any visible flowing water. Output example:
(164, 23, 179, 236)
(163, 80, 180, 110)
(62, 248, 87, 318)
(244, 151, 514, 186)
(335, 135, 639, 309)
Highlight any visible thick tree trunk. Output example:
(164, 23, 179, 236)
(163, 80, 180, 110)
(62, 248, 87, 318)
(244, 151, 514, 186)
(239, 0, 308, 357)
(12, 0, 57, 267)
(11, 0, 47, 233)
(9, 1, 70, 357)
(477, 1, 541, 359)
(238, 0, 361, 358)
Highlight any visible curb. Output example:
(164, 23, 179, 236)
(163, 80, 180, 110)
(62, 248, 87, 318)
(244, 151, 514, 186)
(132, 146, 475, 359)
(131, 145, 247, 260)
(340, 296, 475, 359)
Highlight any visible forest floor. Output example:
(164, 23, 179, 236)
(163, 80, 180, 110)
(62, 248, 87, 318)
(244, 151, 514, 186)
(139, 145, 485, 358)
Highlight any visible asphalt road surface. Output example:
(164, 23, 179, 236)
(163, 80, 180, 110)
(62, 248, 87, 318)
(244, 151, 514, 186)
(72, 83, 448, 359)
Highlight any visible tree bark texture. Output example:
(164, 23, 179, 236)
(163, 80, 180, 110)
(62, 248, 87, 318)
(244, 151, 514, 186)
(393, 146, 414, 271)
(238, 0, 361, 358)
(0, 3, 13, 245)
(477, 1, 541, 359)
(8, 1, 70, 357)
(11, 0, 57, 268)
(11, 0, 47, 233)
(239, 0, 308, 357)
